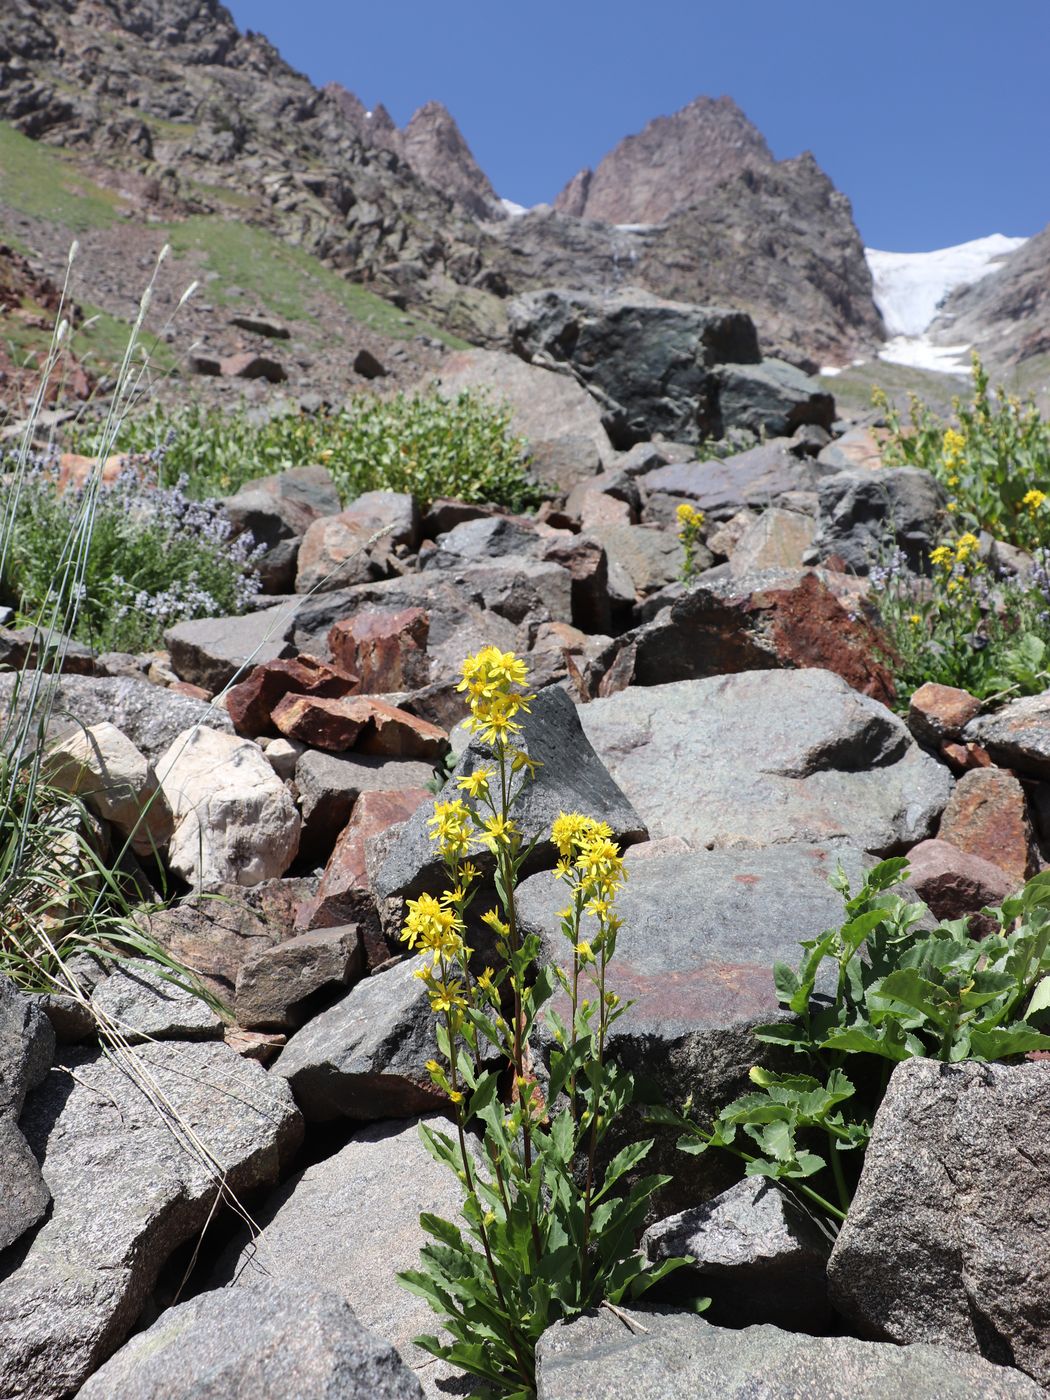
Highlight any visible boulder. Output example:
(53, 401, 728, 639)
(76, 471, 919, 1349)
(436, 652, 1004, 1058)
(508, 287, 759, 445)
(288, 575, 522, 689)
(728, 508, 817, 578)
(275, 957, 443, 1121)
(374, 685, 647, 906)
(642, 1177, 835, 1332)
(903, 838, 1016, 923)
(536, 1305, 1046, 1399)
(813, 467, 946, 574)
(295, 491, 419, 593)
(0, 1040, 302, 1400)
(90, 961, 224, 1042)
(0, 975, 54, 1250)
(907, 682, 983, 748)
(717, 358, 836, 438)
(517, 841, 868, 1203)
(964, 691, 1050, 779)
(46, 721, 173, 857)
(76, 1283, 424, 1400)
(936, 767, 1037, 885)
(295, 751, 434, 866)
(590, 521, 686, 600)
(434, 346, 615, 479)
(828, 1059, 1050, 1388)
(641, 441, 821, 523)
(328, 607, 430, 693)
(225, 655, 360, 738)
(235, 925, 362, 1031)
(0, 622, 96, 675)
(215, 1118, 472, 1391)
(219, 351, 286, 382)
(578, 669, 952, 854)
(157, 727, 301, 888)
(272, 694, 447, 760)
(165, 606, 295, 692)
(610, 571, 894, 703)
(0, 673, 233, 761)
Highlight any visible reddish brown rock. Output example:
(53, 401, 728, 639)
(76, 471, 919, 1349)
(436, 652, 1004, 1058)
(224, 1027, 287, 1064)
(905, 837, 1016, 926)
(168, 681, 213, 702)
(908, 683, 983, 747)
(937, 767, 1037, 886)
(226, 655, 359, 737)
(295, 491, 419, 593)
(305, 787, 431, 964)
(938, 740, 994, 773)
(328, 607, 430, 693)
(271, 692, 448, 760)
(616, 570, 895, 705)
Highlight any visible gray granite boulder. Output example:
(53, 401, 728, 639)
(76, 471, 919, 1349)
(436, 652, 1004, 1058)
(0, 1040, 302, 1400)
(828, 1059, 1050, 1388)
(165, 604, 296, 692)
(235, 925, 362, 1031)
(812, 466, 946, 574)
(76, 1282, 424, 1400)
(716, 358, 835, 439)
(274, 956, 442, 1122)
(0, 974, 54, 1250)
(536, 1306, 1047, 1399)
(578, 669, 952, 854)
(0, 673, 233, 760)
(215, 1118, 472, 1395)
(642, 1177, 835, 1332)
(964, 691, 1050, 779)
(375, 684, 646, 905)
(90, 961, 224, 1042)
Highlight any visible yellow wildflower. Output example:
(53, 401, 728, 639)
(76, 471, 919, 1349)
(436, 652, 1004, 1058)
(457, 647, 535, 744)
(481, 908, 509, 936)
(955, 532, 980, 562)
(481, 812, 517, 850)
(930, 545, 953, 569)
(909, 613, 921, 626)
(456, 766, 493, 799)
(1023, 488, 1047, 516)
(676, 501, 704, 528)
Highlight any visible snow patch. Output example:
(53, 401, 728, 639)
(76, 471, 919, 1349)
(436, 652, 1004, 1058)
(499, 197, 529, 217)
(867, 234, 1027, 337)
(865, 234, 1027, 374)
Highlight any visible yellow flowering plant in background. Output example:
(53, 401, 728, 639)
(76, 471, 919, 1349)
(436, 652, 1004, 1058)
(676, 501, 706, 580)
(397, 648, 692, 1398)
(877, 353, 1050, 551)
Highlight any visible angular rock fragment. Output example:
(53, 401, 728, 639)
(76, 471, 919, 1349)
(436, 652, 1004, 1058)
(964, 691, 1050, 779)
(904, 838, 1016, 923)
(165, 606, 295, 692)
(295, 751, 434, 866)
(272, 693, 447, 760)
(225, 655, 359, 738)
(936, 767, 1037, 885)
(46, 721, 173, 856)
(235, 925, 362, 1031)
(328, 606, 430, 693)
(90, 961, 224, 1042)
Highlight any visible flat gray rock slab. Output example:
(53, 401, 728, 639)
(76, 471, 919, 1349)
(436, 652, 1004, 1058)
(0, 1040, 302, 1400)
(578, 669, 952, 854)
(77, 1282, 424, 1400)
(643, 1177, 835, 1332)
(829, 1059, 1050, 1389)
(165, 605, 296, 692)
(375, 684, 647, 903)
(0, 673, 232, 760)
(274, 957, 443, 1121)
(641, 441, 814, 520)
(0, 976, 54, 1250)
(536, 1306, 1047, 1399)
(215, 1118, 472, 1397)
(964, 691, 1050, 779)
(90, 961, 225, 1042)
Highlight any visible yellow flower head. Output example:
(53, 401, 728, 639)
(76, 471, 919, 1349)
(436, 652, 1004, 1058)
(955, 532, 980, 562)
(676, 502, 705, 535)
(427, 797, 473, 859)
(457, 648, 535, 747)
(456, 766, 493, 800)
(942, 427, 966, 468)
(909, 613, 922, 626)
(1023, 488, 1047, 516)
(930, 544, 954, 570)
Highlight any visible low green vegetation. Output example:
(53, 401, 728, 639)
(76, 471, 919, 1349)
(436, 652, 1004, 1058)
(0, 120, 125, 231)
(105, 391, 542, 511)
(0, 464, 261, 654)
(878, 355, 1050, 550)
(657, 860, 1050, 1221)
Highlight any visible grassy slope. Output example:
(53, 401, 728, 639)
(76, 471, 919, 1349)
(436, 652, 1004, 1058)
(0, 120, 466, 385)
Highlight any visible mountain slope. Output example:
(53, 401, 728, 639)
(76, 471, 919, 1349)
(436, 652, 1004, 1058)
(929, 224, 1050, 367)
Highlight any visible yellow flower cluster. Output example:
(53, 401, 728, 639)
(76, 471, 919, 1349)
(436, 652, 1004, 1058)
(1022, 488, 1047, 516)
(428, 798, 473, 860)
(457, 647, 535, 746)
(676, 502, 705, 531)
(552, 811, 626, 930)
(942, 428, 966, 480)
(402, 891, 466, 965)
(930, 532, 981, 593)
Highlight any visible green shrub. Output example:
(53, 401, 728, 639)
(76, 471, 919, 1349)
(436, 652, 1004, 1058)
(0, 461, 261, 653)
(656, 860, 1050, 1220)
(877, 354, 1050, 550)
(101, 389, 542, 512)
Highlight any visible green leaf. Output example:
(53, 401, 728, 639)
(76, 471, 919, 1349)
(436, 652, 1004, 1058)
(1025, 975, 1050, 1021)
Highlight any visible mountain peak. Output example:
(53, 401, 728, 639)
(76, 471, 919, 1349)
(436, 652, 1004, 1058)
(553, 93, 775, 225)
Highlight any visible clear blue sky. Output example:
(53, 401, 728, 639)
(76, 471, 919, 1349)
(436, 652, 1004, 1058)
(227, 0, 1049, 251)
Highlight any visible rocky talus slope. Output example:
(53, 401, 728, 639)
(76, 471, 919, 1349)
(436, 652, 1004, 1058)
(930, 222, 1050, 367)
(3, 321, 1050, 1395)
